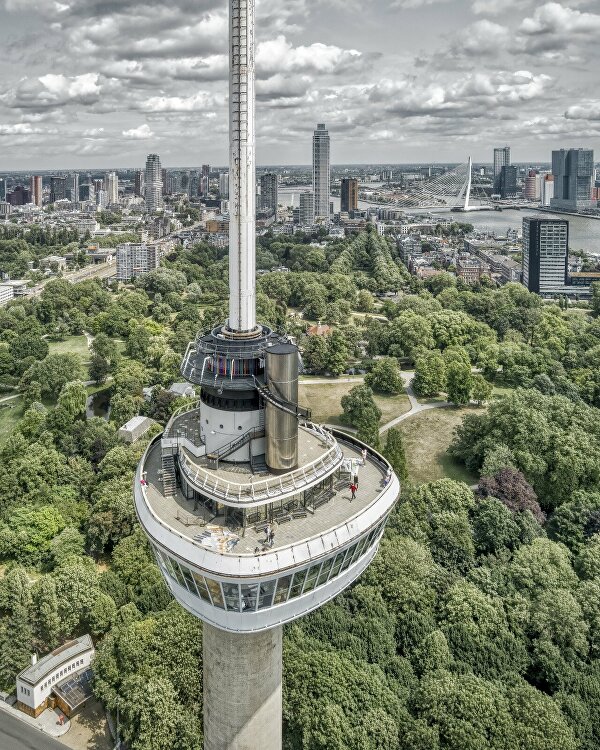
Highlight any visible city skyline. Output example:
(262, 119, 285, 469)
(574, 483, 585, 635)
(0, 0, 599, 169)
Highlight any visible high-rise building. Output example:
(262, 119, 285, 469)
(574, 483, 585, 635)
(0, 178, 5, 201)
(550, 148, 594, 211)
(340, 177, 358, 213)
(542, 174, 554, 206)
(522, 217, 568, 295)
(132, 3, 399, 749)
(79, 184, 95, 202)
(145, 154, 163, 212)
(7, 186, 31, 206)
(299, 191, 315, 225)
(201, 164, 210, 197)
(189, 172, 200, 198)
(134, 170, 145, 198)
(49, 176, 67, 203)
(30, 176, 43, 207)
(104, 172, 119, 205)
(219, 172, 229, 199)
(312, 123, 330, 218)
(260, 173, 278, 215)
(70, 173, 79, 203)
(498, 165, 518, 198)
(96, 190, 107, 210)
(493, 146, 510, 188)
(116, 242, 159, 281)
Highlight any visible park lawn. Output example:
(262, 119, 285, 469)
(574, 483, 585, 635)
(298, 381, 355, 425)
(48, 335, 91, 362)
(0, 396, 26, 445)
(298, 380, 410, 427)
(373, 392, 411, 424)
(398, 406, 478, 485)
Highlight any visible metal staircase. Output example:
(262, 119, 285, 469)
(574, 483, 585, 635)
(206, 426, 265, 463)
(161, 454, 177, 496)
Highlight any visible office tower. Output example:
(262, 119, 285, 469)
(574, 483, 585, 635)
(161, 169, 168, 195)
(219, 172, 229, 198)
(145, 154, 163, 212)
(96, 190, 107, 210)
(340, 177, 358, 213)
(70, 173, 79, 203)
(30, 176, 43, 207)
(0, 178, 5, 201)
(104, 172, 119, 205)
(260, 173, 277, 215)
(498, 165, 518, 198)
(79, 184, 94, 202)
(312, 123, 330, 218)
(201, 164, 210, 197)
(522, 217, 568, 295)
(7, 186, 32, 206)
(299, 191, 315, 224)
(542, 174, 554, 206)
(134, 170, 145, 197)
(493, 146, 511, 188)
(133, 2, 400, 749)
(189, 172, 200, 199)
(550, 148, 595, 211)
(116, 242, 159, 281)
(93, 179, 103, 193)
(49, 176, 67, 203)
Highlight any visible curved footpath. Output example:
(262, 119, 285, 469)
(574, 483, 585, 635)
(300, 372, 451, 435)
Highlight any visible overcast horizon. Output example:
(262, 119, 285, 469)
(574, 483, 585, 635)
(1, 0, 599, 170)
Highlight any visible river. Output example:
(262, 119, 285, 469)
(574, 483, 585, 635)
(277, 187, 600, 253)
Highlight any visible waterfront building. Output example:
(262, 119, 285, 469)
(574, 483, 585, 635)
(522, 217, 568, 295)
(550, 148, 595, 211)
(340, 177, 358, 213)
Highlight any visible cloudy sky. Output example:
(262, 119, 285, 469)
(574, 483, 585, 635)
(0, 0, 598, 168)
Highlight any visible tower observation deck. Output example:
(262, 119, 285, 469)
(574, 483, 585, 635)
(133, 1, 400, 748)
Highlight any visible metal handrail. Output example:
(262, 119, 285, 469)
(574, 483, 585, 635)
(206, 425, 265, 461)
(178, 423, 342, 504)
(163, 399, 202, 437)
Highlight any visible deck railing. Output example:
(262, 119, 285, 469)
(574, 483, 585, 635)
(178, 423, 343, 505)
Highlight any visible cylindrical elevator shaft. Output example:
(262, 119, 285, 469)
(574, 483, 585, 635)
(228, 0, 256, 335)
(265, 344, 299, 472)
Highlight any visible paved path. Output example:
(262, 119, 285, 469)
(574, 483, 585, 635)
(302, 371, 452, 436)
(0, 393, 19, 404)
(379, 372, 451, 435)
(0, 706, 68, 750)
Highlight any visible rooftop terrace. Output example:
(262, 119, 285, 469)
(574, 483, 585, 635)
(140, 432, 389, 556)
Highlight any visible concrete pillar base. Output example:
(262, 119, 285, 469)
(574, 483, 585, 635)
(203, 623, 282, 750)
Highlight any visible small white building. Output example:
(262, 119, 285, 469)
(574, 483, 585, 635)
(118, 415, 155, 443)
(16, 635, 94, 718)
(0, 284, 14, 307)
(169, 382, 197, 398)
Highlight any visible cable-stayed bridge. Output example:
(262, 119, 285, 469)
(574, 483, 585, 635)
(382, 157, 492, 212)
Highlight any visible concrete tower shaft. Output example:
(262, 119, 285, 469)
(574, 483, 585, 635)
(228, 0, 256, 334)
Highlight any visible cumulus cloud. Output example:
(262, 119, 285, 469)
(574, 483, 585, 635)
(565, 102, 600, 121)
(122, 123, 154, 139)
(0, 73, 101, 110)
(257, 36, 364, 76)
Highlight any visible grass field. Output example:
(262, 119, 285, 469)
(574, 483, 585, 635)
(0, 396, 26, 445)
(298, 380, 410, 427)
(397, 406, 478, 485)
(48, 335, 91, 362)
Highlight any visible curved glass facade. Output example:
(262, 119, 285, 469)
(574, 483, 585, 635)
(152, 520, 386, 613)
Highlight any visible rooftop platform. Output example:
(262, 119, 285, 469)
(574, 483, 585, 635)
(141, 432, 388, 556)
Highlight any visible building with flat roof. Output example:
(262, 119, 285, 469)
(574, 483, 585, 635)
(16, 635, 94, 718)
(550, 148, 595, 211)
(312, 123, 330, 219)
(116, 242, 159, 281)
(0, 284, 14, 307)
(522, 217, 568, 295)
(340, 178, 358, 213)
